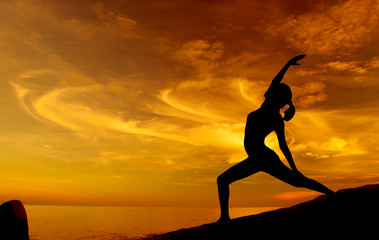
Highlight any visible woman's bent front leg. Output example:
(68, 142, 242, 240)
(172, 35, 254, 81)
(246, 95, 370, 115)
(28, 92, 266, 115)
(217, 157, 260, 223)
(217, 175, 231, 222)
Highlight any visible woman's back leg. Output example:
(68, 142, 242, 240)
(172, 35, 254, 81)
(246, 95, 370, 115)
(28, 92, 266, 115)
(263, 157, 334, 196)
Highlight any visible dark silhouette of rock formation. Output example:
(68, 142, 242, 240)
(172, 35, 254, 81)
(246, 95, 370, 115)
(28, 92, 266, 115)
(144, 184, 379, 239)
(0, 200, 29, 240)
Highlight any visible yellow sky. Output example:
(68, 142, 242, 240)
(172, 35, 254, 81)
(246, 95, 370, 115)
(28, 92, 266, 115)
(0, 0, 379, 207)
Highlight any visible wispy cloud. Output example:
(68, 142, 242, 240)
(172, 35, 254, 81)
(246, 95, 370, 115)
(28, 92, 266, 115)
(92, 2, 136, 33)
(11, 82, 246, 152)
(292, 82, 327, 108)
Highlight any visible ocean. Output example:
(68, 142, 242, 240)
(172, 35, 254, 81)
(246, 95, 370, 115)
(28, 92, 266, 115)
(25, 205, 278, 240)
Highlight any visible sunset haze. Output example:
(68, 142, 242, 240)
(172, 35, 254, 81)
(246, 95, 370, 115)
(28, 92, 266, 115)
(0, 0, 379, 208)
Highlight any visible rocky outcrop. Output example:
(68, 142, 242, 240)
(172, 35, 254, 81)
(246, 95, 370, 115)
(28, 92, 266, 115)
(0, 200, 29, 240)
(144, 184, 379, 239)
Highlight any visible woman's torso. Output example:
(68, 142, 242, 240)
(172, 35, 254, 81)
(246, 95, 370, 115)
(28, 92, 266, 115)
(244, 107, 283, 156)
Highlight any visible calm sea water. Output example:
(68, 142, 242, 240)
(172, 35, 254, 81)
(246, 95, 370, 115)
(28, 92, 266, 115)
(25, 205, 277, 240)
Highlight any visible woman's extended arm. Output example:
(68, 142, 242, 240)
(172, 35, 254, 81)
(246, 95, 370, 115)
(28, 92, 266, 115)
(269, 54, 306, 89)
(275, 121, 298, 172)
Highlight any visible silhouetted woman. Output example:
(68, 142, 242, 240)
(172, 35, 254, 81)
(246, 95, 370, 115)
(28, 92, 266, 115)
(217, 55, 334, 223)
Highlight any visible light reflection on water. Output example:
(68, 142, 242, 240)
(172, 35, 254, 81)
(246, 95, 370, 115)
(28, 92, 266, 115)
(25, 205, 278, 240)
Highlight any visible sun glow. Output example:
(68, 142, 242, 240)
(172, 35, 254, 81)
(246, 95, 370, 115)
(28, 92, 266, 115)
(0, 0, 378, 207)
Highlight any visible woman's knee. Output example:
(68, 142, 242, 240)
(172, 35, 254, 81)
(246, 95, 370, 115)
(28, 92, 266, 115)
(217, 173, 230, 186)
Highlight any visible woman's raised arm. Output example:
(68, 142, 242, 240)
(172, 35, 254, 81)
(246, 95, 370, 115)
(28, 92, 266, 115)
(269, 54, 306, 89)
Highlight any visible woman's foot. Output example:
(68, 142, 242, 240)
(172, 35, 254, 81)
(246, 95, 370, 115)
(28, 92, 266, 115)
(326, 189, 336, 197)
(216, 216, 231, 224)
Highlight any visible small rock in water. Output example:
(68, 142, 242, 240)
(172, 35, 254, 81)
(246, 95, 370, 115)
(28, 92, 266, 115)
(0, 200, 29, 240)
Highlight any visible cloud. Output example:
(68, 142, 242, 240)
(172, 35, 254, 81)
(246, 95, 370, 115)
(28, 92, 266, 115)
(368, 57, 379, 69)
(273, 191, 319, 200)
(92, 2, 136, 32)
(266, 0, 379, 55)
(226, 52, 267, 68)
(292, 82, 327, 108)
(159, 88, 227, 122)
(233, 78, 266, 106)
(326, 61, 368, 74)
(11, 83, 246, 153)
(282, 107, 379, 179)
(325, 57, 379, 74)
(294, 136, 366, 159)
(173, 39, 224, 73)
(98, 151, 134, 165)
(294, 57, 379, 83)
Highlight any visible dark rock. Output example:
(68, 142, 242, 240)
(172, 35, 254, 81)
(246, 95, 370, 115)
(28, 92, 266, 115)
(0, 200, 29, 240)
(143, 184, 379, 239)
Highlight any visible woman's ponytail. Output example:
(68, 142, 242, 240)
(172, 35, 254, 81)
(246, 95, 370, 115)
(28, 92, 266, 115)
(283, 102, 295, 122)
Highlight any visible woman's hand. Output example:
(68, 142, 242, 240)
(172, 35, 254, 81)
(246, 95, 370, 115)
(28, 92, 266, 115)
(288, 54, 306, 65)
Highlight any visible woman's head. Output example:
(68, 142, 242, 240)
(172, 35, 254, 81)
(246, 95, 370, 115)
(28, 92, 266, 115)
(265, 83, 296, 121)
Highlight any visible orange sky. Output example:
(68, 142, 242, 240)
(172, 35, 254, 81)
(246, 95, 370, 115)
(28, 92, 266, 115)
(0, 0, 379, 207)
